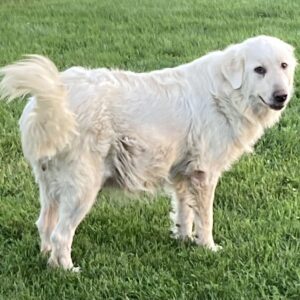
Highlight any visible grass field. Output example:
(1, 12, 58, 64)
(0, 0, 300, 299)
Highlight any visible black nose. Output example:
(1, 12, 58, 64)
(273, 91, 288, 103)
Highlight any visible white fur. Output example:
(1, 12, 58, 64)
(0, 35, 297, 270)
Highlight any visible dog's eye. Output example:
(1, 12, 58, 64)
(254, 66, 267, 75)
(281, 62, 288, 69)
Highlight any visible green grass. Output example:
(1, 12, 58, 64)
(0, 0, 300, 299)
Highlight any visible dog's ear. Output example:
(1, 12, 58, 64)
(221, 49, 244, 90)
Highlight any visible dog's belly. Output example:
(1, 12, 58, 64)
(104, 134, 179, 192)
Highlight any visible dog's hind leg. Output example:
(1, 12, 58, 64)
(48, 157, 104, 271)
(36, 185, 58, 254)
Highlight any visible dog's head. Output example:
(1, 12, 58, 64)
(221, 35, 297, 112)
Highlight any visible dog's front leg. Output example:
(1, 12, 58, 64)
(190, 171, 222, 251)
(170, 180, 194, 239)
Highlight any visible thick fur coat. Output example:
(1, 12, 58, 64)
(0, 35, 297, 271)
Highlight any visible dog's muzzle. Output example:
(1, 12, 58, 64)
(259, 90, 288, 111)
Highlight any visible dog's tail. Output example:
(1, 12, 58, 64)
(0, 55, 78, 161)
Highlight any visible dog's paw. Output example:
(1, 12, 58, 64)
(194, 237, 222, 252)
(207, 243, 223, 252)
(40, 243, 52, 255)
(170, 229, 194, 242)
(48, 252, 74, 271)
(71, 266, 81, 273)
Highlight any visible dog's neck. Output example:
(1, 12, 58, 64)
(212, 90, 282, 154)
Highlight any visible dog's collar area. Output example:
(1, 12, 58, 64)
(258, 95, 284, 111)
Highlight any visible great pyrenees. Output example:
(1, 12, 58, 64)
(0, 35, 297, 271)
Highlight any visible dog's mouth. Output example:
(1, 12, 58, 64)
(258, 96, 284, 111)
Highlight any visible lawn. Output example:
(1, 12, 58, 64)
(0, 0, 299, 299)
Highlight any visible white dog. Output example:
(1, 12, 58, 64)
(0, 35, 297, 271)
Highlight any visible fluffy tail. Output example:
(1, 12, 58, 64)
(0, 55, 78, 161)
